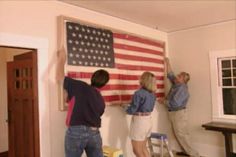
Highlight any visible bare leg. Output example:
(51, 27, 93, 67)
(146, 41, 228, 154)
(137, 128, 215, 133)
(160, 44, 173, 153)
(131, 140, 145, 157)
(143, 139, 150, 157)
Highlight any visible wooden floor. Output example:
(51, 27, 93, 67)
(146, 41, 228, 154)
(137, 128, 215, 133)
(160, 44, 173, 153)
(166, 154, 205, 157)
(158, 152, 206, 157)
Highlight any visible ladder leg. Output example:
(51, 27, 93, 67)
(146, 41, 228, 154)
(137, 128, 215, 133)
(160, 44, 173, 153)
(160, 138, 164, 157)
(148, 137, 154, 157)
(164, 139, 174, 157)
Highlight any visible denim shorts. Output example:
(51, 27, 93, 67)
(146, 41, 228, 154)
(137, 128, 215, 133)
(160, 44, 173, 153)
(65, 125, 103, 157)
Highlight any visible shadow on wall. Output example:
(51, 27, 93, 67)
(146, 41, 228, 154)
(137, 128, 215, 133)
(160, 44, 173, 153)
(103, 106, 129, 156)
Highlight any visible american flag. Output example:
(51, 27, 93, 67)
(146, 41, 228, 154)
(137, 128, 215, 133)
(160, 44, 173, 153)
(65, 22, 165, 105)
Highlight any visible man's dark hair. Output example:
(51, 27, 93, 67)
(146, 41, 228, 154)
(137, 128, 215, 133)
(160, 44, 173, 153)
(91, 69, 109, 88)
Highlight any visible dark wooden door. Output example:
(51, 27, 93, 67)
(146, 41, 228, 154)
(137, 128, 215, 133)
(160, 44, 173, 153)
(7, 51, 39, 157)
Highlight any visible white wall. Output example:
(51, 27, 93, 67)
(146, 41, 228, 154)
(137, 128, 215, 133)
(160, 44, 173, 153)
(0, 1, 167, 157)
(168, 20, 236, 157)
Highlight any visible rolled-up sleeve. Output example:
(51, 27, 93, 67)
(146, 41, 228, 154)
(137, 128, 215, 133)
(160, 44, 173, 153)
(63, 77, 70, 91)
(63, 77, 72, 100)
(167, 72, 176, 84)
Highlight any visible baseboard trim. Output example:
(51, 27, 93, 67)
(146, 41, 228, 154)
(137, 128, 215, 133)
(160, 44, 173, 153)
(0, 151, 8, 157)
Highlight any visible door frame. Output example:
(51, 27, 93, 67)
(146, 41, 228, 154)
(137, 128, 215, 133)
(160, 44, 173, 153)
(0, 33, 51, 157)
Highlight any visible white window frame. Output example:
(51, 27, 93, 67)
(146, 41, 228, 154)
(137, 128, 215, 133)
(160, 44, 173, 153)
(209, 49, 236, 123)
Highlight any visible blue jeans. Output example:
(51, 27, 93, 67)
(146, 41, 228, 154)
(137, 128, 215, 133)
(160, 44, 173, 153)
(65, 125, 103, 157)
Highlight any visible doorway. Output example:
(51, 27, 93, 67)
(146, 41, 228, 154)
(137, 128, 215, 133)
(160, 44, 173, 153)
(0, 33, 51, 157)
(0, 46, 39, 157)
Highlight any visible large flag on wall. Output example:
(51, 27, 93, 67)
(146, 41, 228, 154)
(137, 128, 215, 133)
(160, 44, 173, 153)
(65, 21, 165, 105)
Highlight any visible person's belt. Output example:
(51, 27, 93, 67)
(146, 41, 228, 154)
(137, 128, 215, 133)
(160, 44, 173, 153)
(133, 112, 151, 116)
(69, 125, 99, 131)
(90, 126, 99, 131)
(168, 107, 186, 112)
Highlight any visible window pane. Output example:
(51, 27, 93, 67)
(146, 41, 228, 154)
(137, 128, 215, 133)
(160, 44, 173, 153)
(30, 68, 32, 77)
(223, 79, 232, 86)
(233, 69, 236, 77)
(222, 60, 231, 68)
(30, 80, 33, 89)
(233, 59, 236, 68)
(22, 80, 29, 89)
(234, 79, 236, 86)
(14, 69, 20, 78)
(15, 80, 20, 89)
(22, 68, 28, 77)
(222, 88, 236, 115)
(22, 80, 26, 89)
(222, 69, 231, 77)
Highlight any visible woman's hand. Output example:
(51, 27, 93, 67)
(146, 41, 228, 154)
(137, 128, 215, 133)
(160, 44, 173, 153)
(119, 103, 130, 113)
(164, 57, 169, 63)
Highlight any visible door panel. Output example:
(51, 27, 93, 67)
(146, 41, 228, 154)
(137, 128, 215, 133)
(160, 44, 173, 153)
(7, 51, 39, 157)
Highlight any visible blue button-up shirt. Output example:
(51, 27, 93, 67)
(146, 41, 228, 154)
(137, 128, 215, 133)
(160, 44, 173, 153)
(167, 72, 189, 111)
(126, 88, 156, 115)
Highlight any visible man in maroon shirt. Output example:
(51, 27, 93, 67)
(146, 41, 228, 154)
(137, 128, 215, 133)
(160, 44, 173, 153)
(56, 48, 109, 157)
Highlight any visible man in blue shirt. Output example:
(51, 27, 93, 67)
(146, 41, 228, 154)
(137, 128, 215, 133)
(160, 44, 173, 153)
(159, 58, 200, 157)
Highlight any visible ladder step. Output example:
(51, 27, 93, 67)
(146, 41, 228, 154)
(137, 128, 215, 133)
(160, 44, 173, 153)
(148, 133, 174, 157)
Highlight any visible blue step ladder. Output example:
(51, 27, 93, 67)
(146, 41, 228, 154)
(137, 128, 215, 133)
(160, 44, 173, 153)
(148, 133, 174, 157)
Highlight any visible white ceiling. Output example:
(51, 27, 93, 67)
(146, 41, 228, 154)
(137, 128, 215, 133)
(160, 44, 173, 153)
(60, 0, 236, 33)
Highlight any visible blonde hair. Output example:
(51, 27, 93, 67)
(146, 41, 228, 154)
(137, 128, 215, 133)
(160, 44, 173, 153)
(180, 72, 190, 83)
(140, 72, 157, 93)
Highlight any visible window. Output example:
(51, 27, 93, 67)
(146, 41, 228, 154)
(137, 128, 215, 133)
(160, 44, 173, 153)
(219, 58, 236, 115)
(209, 49, 236, 123)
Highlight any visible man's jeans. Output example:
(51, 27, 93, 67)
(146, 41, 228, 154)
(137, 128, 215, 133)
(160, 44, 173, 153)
(65, 125, 103, 157)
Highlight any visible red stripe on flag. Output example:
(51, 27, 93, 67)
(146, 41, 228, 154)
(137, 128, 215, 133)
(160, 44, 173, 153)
(101, 84, 139, 90)
(103, 95, 132, 102)
(156, 93, 165, 98)
(113, 33, 164, 48)
(115, 63, 164, 72)
(121, 95, 132, 101)
(100, 84, 164, 91)
(115, 74, 139, 80)
(103, 93, 165, 102)
(67, 72, 164, 81)
(156, 76, 164, 80)
(157, 84, 164, 89)
(115, 53, 164, 64)
(114, 43, 163, 56)
(67, 72, 92, 78)
(103, 95, 120, 102)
